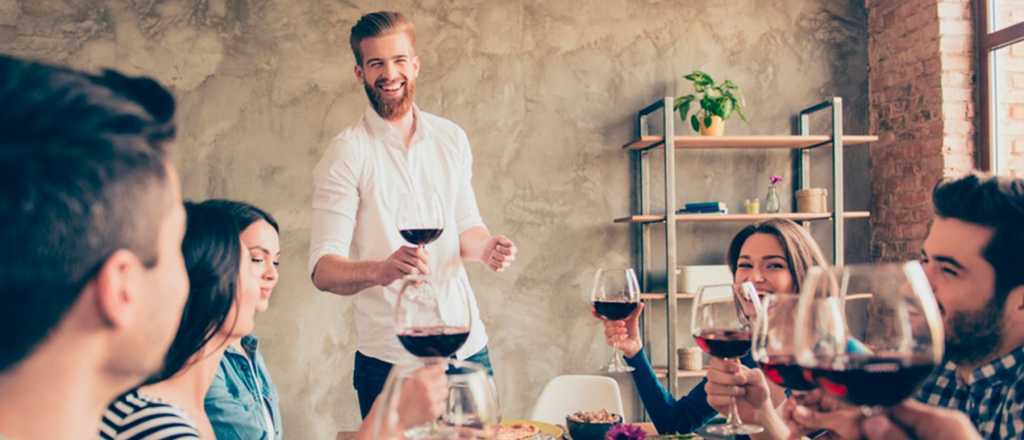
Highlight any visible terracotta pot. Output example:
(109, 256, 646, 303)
(699, 115, 725, 136)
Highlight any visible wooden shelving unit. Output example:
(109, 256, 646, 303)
(614, 211, 871, 224)
(653, 368, 708, 379)
(639, 292, 696, 301)
(622, 96, 874, 402)
(622, 134, 878, 151)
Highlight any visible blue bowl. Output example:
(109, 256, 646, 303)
(566, 414, 622, 440)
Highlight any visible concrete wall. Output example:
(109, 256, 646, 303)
(0, 0, 870, 438)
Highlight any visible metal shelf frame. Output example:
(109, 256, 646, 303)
(627, 97, 862, 398)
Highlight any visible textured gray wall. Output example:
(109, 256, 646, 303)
(1, 0, 870, 438)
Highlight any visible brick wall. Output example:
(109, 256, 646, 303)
(866, 0, 975, 261)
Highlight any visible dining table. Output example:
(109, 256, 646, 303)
(336, 421, 661, 439)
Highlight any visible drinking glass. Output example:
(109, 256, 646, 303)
(590, 268, 641, 373)
(794, 262, 944, 415)
(691, 283, 764, 435)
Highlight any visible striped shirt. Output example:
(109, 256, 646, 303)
(100, 390, 201, 440)
(917, 346, 1024, 439)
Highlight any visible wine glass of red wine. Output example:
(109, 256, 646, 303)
(590, 268, 641, 373)
(752, 293, 818, 401)
(397, 190, 445, 254)
(795, 262, 944, 415)
(691, 283, 764, 436)
(395, 274, 472, 362)
(370, 359, 499, 440)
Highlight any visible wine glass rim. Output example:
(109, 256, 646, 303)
(594, 267, 638, 273)
(795, 260, 945, 366)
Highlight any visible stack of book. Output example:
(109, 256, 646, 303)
(675, 201, 728, 215)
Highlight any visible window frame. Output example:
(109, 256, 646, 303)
(975, 1, 1024, 171)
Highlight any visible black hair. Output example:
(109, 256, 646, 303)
(203, 199, 279, 233)
(146, 201, 240, 383)
(0, 54, 177, 371)
(933, 172, 1024, 304)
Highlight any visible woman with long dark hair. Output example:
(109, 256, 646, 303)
(200, 200, 284, 440)
(101, 201, 259, 439)
(195, 200, 448, 440)
(594, 219, 828, 435)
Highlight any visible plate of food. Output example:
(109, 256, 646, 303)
(496, 419, 564, 440)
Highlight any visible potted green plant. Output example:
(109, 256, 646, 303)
(673, 70, 747, 136)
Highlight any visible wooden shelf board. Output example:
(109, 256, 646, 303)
(623, 135, 878, 151)
(640, 292, 697, 301)
(613, 214, 665, 224)
(653, 367, 708, 379)
(614, 211, 871, 224)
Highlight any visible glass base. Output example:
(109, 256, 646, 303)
(604, 363, 635, 373)
(405, 423, 457, 440)
(604, 352, 635, 373)
(702, 422, 764, 436)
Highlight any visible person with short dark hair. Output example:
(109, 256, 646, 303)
(101, 201, 258, 439)
(787, 172, 1024, 439)
(0, 54, 188, 440)
(309, 10, 517, 416)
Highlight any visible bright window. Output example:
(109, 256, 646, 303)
(978, 1, 1024, 174)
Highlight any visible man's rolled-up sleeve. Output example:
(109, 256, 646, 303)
(308, 140, 363, 279)
(453, 129, 485, 233)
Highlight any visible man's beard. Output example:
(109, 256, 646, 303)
(944, 295, 1004, 365)
(364, 75, 415, 120)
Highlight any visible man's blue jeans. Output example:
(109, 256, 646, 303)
(353, 347, 494, 418)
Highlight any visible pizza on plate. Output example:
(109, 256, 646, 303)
(494, 422, 540, 440)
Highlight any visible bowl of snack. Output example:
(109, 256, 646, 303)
(566, 409, 622, 440)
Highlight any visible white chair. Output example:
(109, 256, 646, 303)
(528, 375, 625, 425)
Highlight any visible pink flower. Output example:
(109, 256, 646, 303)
(605, 423, 647, 440)
(770, 175, 783, 186)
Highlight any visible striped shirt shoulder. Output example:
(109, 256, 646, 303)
(100, 390, 201, 440)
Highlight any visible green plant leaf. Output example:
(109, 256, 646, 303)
(675, 95, 695, 126)
(707, 97, 724, 118)
(720, 98, 733, 119)
(735, 105, 748, 122)
(674, 95, 694, 112)
(704, 114, 712, 128)
(684, 70, 713, 88)
(696, 70, 714, 86)
(679, 71, 747, 125)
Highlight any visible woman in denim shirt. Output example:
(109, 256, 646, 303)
(203, 200, 283, 440)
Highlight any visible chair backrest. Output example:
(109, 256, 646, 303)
(528, 375, 625, 425)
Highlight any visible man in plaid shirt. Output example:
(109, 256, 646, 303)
(790, 172, 1024, 440)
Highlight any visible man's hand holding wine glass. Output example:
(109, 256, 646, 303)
(378, 245, 429, 285)
(395, 364, 448, 430)
(781, 389, 864, 439)
(861, 400, 982, 440)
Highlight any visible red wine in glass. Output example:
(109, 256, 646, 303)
(593, 300, 638, 321)
(694, 329, 752, 359)
(809, 355, 936, 407)
(400, 228, 444, 246)
(758, 355, 818, 391)
(397, 326, 470, 358)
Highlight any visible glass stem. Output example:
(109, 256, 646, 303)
(726, 357, 746, 426)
